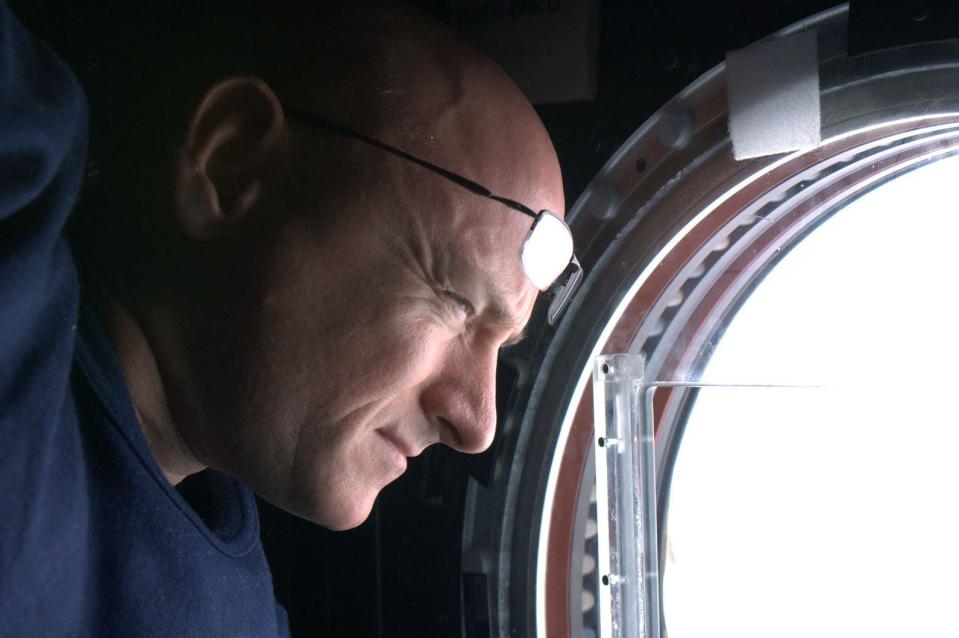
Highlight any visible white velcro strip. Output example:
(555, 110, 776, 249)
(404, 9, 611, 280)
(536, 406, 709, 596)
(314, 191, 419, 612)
(726, 30, 821, 160)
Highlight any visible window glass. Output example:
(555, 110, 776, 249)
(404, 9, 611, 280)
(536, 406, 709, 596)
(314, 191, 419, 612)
(662, 154, 959, 638)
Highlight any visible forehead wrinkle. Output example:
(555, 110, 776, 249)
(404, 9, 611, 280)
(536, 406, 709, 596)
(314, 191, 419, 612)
(372, 157, 460, 288)
(382, 149, 538, 334)
(480, 243, 537, 338)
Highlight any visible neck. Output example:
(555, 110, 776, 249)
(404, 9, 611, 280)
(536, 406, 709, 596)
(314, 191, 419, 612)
(96, 287, 206, 485)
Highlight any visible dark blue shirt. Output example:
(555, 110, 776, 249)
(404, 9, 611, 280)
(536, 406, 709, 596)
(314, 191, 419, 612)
(0, 4, 288, 635)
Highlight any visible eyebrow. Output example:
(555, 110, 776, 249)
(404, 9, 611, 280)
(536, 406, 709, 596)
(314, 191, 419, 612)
(436, 242, 529, 348)
(485, 295, 528, 348)
(502, 330, 527, 348)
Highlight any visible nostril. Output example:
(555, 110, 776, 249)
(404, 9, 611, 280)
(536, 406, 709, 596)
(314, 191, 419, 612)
(437, 417, 464, 449)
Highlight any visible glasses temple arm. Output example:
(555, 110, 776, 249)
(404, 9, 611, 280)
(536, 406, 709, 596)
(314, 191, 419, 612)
(284, 107, 539, 219)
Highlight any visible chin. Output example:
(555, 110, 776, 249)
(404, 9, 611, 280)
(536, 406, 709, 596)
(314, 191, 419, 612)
(279, 447, 403, 529)
(288, 483, 380, 531)
(322, 503, 376, 531)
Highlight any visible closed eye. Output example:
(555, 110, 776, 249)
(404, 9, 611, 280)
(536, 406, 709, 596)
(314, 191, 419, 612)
(443, 290, 475, 316)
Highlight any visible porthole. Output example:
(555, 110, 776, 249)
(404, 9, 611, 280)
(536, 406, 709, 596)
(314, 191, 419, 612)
(461, 5, 959, 636)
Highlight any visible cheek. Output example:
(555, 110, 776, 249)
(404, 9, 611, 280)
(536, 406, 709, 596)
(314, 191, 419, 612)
(347, 312, 449, 396)
(283, 319, 452, 528)
(296, 297, 450, 424)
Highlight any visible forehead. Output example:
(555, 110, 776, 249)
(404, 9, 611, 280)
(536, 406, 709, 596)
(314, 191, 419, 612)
(426, 197, 538, 325)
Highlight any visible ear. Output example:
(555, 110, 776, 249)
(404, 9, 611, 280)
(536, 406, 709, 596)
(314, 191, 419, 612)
(174, 76, 287, 240)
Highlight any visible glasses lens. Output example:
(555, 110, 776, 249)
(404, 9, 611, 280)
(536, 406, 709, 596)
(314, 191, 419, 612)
(521, 211, 574, 290)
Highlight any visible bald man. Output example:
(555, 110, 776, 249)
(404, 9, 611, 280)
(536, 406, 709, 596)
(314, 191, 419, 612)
(0, 1, 569, 635)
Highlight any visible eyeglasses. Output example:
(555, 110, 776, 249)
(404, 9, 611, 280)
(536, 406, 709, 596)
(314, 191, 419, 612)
(283, 106, 583, 326)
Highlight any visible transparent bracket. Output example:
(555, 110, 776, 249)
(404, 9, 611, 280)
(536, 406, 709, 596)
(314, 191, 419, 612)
(593, 354, 660, 638)
(593, 353, 824, 638)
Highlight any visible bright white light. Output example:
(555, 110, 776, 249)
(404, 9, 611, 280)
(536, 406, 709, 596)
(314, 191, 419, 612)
(522, 212, 573, 290)
(662, 154, 959, 638)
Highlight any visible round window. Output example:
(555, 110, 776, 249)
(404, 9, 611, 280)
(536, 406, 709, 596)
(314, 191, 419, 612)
(461, 5, 959, 637)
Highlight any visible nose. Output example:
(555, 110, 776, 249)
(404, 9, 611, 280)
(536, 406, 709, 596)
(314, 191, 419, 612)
(420, 338, 499, 454)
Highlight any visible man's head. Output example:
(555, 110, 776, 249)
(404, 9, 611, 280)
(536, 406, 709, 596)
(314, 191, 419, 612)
(74, 1, 563, 529)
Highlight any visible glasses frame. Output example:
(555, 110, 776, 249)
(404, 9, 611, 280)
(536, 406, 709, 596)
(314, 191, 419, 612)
(283, 106, 583, 326)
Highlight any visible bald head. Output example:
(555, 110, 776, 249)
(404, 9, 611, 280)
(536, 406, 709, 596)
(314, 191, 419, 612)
(73, 1, 563, 288)
(276, 2, 563, 220)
